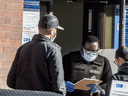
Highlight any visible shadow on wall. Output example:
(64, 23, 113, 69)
(98, 49, 117, 74)
(53, 0, 83, 56)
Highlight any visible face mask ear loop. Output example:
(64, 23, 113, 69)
(50, 28, 57, 42)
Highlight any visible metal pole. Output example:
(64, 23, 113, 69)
(50, 0, 53, 14)
(119, 0, 125, 47)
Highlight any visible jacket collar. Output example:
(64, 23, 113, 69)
(32, 34, 51, 41)
(32, 34, 61, 49)
(118, 63, 128, 75)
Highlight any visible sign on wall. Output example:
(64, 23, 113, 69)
(114, 5, 120, 49)
(125, 5, 128, 47)
(22, 0, 40, 45)
(114, 4, 128, 49)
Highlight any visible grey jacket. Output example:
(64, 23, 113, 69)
(7, 34, 66, 95)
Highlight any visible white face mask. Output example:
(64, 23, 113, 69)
(51, 29, 57, 42)
(83, 48, 98, 62)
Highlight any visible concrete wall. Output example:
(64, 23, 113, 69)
(99, 49, 118, 74)
(53, 0, 83, 56)
(0, 0, 23, 89)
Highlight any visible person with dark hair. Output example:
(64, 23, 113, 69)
(105, 46, 128, 96)
(63, 35, 112, 96)
(7, 14, 66, 95)
(88, 46, 128, 96)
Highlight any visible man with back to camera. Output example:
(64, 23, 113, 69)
(63, 35, 112, 96)
(7, 14, 66, 95)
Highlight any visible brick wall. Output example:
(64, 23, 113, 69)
(0, 0, 23, 89)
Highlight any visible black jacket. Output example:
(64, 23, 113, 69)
(63, 51, 112, 96)
(105, 63, 128, 96)
(7, 34, 66, 95)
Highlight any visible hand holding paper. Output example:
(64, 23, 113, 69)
(87, 84, 97, 93)
(65, 81, 75, 92)
(74, 78, 103, 91)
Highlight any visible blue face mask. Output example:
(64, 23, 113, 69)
(83, 48, 98, 62)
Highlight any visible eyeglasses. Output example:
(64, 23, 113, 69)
(83, 49, 98, 55)
(113, 60, 117, 65)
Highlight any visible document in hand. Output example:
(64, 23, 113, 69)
(74, 78, 103, 90)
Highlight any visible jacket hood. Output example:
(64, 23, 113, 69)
(118, 63, 128, 75)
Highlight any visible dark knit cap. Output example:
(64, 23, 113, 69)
(116, 46, 128, 61)
(82, 35, 100, 46)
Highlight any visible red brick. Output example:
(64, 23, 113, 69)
(11, 11, 23, 18)
(5, 18, 11, 24)
(10, 40, 22, 46)
(4, 33, 10, 39)
(6, 3, 23, 11)
(4, 61, 12, 69)
(0, 18, 5, 24)
(6, 40, 11, 46)
(12, 3, 23, 11)
(4, 46, 10, 53)
(10, 32, 22, 40)
(0, 3, 6, 10)
(10, 46, 18, 53)
(0, 53, 9, 61)
(11, 0, 24, 3)
(0, 83, 5, 88)
(0, 46, 3, 53)
(9, 54, 15, 61)
(0, 32, 4, 39)
(11, 26, 22, 33)
(2, 76, 7, 82)
(6, 3, 12, 10)
(0, 25, 3, 31)
(0, 76, 2, 82)
(11, 18, 23, 25)
(0, 68, 9, 75)
(0, 61, 4, 68)
(0, 40, 7, 46)
(0, 0, 12, 3)
(0, 82, 10, 89)
(0, 10, 12, 17)
(3, 25, 11, 32)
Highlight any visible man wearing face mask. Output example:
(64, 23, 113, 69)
(63, 35, 112, 96)
(7, 14, 66, 95)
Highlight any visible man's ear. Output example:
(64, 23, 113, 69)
(118, 57, 122, 61)
(118, 57, 125, 63)
(49, 29, 54, 35)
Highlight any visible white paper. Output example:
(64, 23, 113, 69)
(109, 80, 128, 96)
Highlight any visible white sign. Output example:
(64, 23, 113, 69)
(22, 32, 37, 45)
(109, 80, 128, 96)
(22, 0, 40, 45)
(23, 11, 40, 32)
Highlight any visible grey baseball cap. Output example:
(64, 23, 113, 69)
(43, 14, 64, 30)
